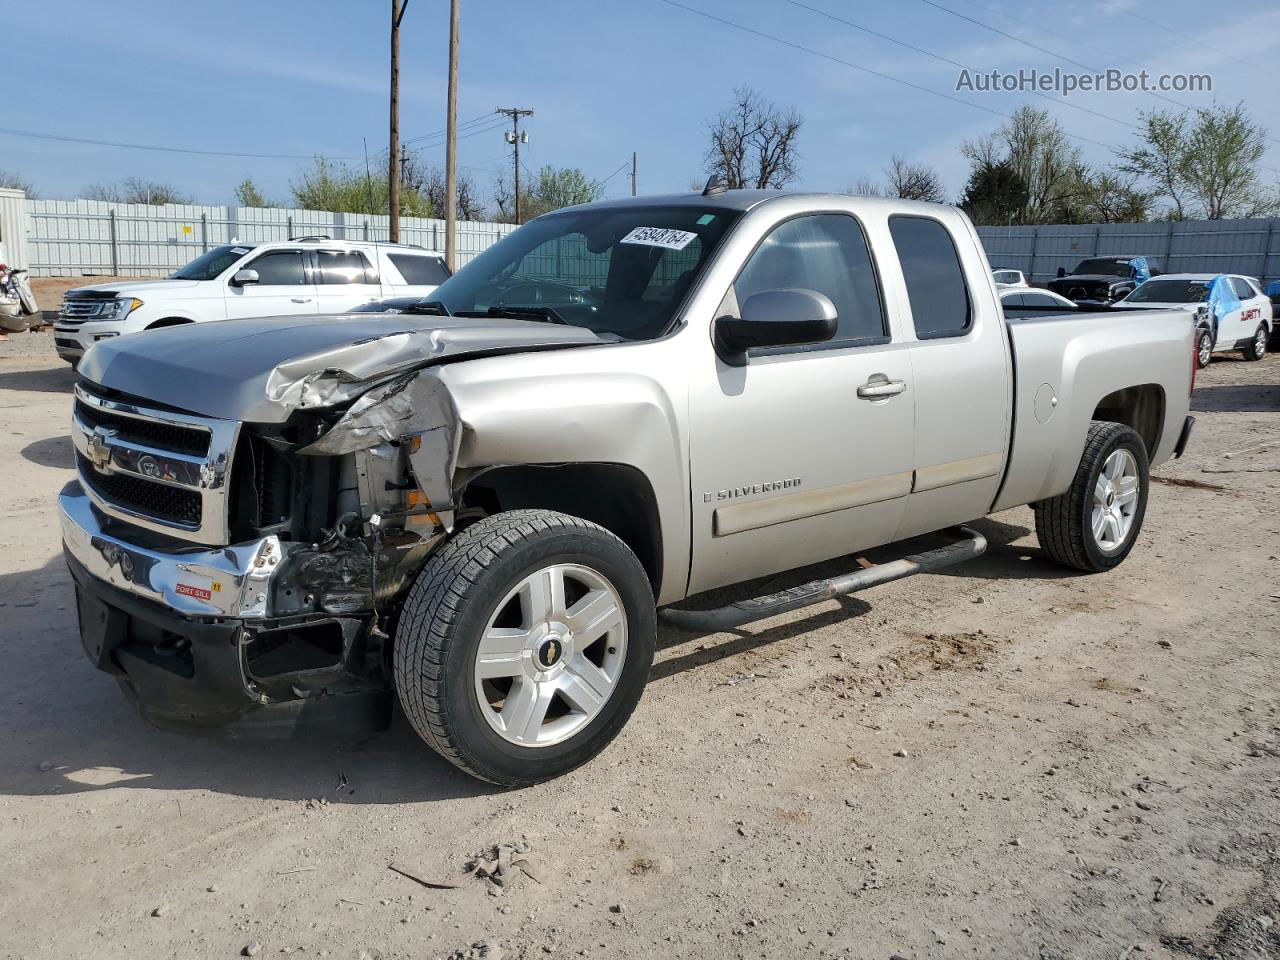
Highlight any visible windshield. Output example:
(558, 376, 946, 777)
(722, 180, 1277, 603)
(172, 244, 254, 281)
(426, 205, 743, 340)
(1125, 279, 1209, 303)
(1071, 258, 1132, 277)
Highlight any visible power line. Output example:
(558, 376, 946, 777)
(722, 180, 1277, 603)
(784, 0, 1144, 135)
(404, 111, 499, 146)
(654, 0, 1116, 151)
(665, 0, 1280, 181)
(913, 0, 1276, 134)
(0, 126, 358, 160)
(1095, 0, 1244, 69)
(596, 158, 633, 190)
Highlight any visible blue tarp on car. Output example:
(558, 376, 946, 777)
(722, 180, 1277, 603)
(1205, 275, 1241, 330)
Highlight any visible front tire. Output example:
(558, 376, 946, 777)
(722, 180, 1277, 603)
(1195, 328, 1214, 368)
(394, 510, 656, 786)
(1034, 421, 1150, 573)
(1242, 323, 1268, 361)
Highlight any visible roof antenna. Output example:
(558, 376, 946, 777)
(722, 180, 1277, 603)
(702, 174, 727, 197)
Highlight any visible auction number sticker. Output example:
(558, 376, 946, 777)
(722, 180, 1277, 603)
(620, 227, 698, 250)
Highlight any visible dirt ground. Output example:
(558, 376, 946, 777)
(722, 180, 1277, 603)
(1, 332, 1278, 960)
(28, 276, 155, 315)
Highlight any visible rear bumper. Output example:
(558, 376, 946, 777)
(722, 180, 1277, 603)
(1174, 415, 1195, 459)
(60, 481, 392, 738)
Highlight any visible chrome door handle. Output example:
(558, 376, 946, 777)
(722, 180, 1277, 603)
(290, 297, 312, 303)
(857, 377, 906, 400)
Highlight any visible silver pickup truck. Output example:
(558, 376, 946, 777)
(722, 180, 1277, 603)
(61, 190, 1196, 785)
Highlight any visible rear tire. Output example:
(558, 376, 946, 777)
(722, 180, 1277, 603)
(1242, 323, 1268, 361)
(1034, 421, 1149, 573)
(1195, 328, 1213, 368)
(394, 509, 656, 786)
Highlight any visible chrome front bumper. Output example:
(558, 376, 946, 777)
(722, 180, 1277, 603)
(59, 480, 282, 620)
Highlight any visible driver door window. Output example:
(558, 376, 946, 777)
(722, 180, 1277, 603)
(225, 250, 317, 320)
(733, 214, 887, 349)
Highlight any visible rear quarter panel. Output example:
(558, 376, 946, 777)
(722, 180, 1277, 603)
(993, 308, 1193, 512)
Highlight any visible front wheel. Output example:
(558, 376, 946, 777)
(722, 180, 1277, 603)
(1242, 323, 1268, 361)
(1195, 328, 1214, 368)
(394, 510, 656, 786)
(1034, 421, 1150, 573)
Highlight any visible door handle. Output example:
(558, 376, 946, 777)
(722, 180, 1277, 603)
(857, 377, 906, 400)
(290, 297, 312, 304)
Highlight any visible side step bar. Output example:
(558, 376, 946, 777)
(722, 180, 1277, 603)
(660, 525, 987, 632)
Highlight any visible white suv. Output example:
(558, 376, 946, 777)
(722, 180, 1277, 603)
(54, 238, 450, 365)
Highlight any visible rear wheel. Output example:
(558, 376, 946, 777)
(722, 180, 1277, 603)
(1035, 421, 1149, 573)
(1242, 323, 1268, 361)
(394, 509, 656, 786)
(1195, 328, 1214, 368)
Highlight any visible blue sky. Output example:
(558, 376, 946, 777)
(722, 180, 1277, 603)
(6, 0, 1279, 209)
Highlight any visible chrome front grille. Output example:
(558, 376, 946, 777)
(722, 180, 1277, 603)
(58, 299, 115, 328)
(71, 384, 241, 546)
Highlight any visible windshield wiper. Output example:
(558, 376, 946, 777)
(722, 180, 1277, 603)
(482, 305, 569, 325)
(403, 300, 453, 316)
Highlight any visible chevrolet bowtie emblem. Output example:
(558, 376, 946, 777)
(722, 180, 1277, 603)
(86, 426, 117, 470)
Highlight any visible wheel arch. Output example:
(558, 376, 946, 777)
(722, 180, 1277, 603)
(1091, 382, 1165, 458)
(146, 316, 196, 330)
(459, 462, 664, 599)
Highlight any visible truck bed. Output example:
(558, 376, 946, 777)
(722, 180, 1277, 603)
(992, 307, 1194, 512)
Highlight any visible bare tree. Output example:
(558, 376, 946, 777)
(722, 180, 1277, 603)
(849, 176, 885, 197)
(704, 87, 803, 189)
(0, 170, 36, 198)
(884, 155, 946, 202)
(422, 165, 484, 221)
(84, 178, 192, 205)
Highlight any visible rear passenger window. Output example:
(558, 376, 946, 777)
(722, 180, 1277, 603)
(388, 253, 450, 286)
(734, 214, 886, 345)
(1230, 277, 1256, 299)
(246, 251, 306, 285)
(316, 250, 376, 285)
(889, 216, 971, 338)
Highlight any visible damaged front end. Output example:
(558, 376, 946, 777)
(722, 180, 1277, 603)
(62, 332, 514, 736)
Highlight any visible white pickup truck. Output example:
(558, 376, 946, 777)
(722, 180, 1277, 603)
(53, 238, 450, 365)
(61, 189, 1196, 785)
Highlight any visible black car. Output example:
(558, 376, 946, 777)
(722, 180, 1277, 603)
(1046, 257, 1164, 304)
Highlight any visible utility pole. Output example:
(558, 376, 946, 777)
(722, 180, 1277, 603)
(495, 107, 534, 223)
(389, 0, 409, 242)
(631, 151, 637, 197)
(444, 0, 460, 270)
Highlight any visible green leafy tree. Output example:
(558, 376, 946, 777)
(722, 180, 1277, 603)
(290, 156, 430, 216)
(233, 177, 270, 208)
(1117, 103, 1278, 219)
(958, 160, 1029, 225)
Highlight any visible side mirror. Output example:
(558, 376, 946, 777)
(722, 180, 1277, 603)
(1056, 267, 1067, 278)
(231, 268, 259, 287)
(714, 288, 838, 365)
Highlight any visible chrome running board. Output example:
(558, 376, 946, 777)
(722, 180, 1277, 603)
(660, 525, 987, 632)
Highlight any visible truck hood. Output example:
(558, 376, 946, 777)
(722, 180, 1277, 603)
(66, 279, 200, 298)
(79, 313, 611, 423)
(1050, 274, 1124, 285)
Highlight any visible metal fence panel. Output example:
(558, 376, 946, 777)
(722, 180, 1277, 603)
(977, 218, 1280, 285)
(26, 199, 518, 277)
